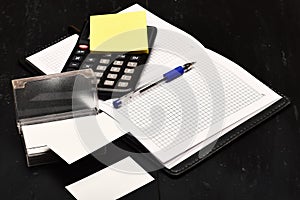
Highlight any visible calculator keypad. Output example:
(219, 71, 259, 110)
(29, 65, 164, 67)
(63, 42, 148, 95)
(127, 62, 138, 67)
(113, 60, 124, 66)
(118, 82, 128, 87)
(75, 50, 85, 55)
(104, 80, 114, 86)
(110, 67, 121, 73)
(107, 73, 118, 79)
(63, 50, 147, 95)
(69, 62, 80, 68)
(130, 56, 139, 61)
(73, 56, 83, 62)
(96, 65, 107, 71)
(124, 68, 134, 74)
(121, 75, 131, 81)
(99, 59, 110, 64)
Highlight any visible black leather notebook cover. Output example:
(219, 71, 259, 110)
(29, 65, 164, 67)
(121, 94, 290, 176)
(167, 95, 290, 176)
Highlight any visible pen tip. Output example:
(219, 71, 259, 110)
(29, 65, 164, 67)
(183, 62, 196, 70)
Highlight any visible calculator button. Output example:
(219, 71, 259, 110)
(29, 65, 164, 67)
(73, 56, 82, 61)
(110, 67, 121, 72)
(130, 56, 140, 61)
(96, 65, 107, 71)
(81, 63, 93, 68)
(66, 68, 75, 71)
(79, 44, 89, 50)
(104, 80, 114, 86)
(99, 59, 110, 64)
(127, 62, 138, 67)
(69, 62, 79, 68)
(103, 53, 112, 57)
(113, 60, 124, 66)
(75, 50, 85, 55)
(95, 72, 103, 78)
(118, 82, 128, 87)
(116, 55, 126, 59)
(107, 73, 118, 79)
(124, 68, 135, 74)
(121, 75, 131, 81)
(86, 57, 97, 62)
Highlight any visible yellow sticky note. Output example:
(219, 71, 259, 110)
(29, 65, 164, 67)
(90, 11, 148, 52)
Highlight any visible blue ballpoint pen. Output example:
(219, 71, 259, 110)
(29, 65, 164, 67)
(113, 62, 196, 108)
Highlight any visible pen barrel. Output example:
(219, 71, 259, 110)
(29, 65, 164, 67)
(163, 66, 184, 82)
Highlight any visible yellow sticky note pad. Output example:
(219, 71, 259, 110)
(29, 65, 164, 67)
(90, 11, 148, 52)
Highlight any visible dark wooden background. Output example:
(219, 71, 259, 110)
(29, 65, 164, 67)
(1, 0, 300, 199)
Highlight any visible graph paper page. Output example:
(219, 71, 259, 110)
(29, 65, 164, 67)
(99, 8, 281, 164)
(101, 49, 280, 164)
(26, 34, 78, 74)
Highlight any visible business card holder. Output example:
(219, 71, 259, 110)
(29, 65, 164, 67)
(12, 69, 98, 166)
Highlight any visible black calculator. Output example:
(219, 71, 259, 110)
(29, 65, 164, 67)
(62, 21, 157, 100)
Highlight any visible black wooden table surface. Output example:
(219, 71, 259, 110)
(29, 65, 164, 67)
(1, 0, 300, 199)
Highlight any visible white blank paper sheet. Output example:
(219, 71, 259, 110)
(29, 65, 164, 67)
(66, 157, 154, 200)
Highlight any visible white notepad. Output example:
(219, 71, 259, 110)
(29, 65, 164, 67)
(26, 34, 78, 74)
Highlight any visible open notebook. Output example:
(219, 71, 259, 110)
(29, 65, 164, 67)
(20, 4, 289, 174)
(96, 5, 281, 169)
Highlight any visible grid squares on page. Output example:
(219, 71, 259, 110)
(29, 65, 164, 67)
(137, 49, 185, 87)
(26, 35, 78, 74)
(116, 30, 263, 150)
(117, 61, 263, 150)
